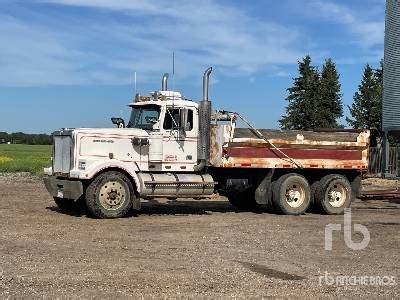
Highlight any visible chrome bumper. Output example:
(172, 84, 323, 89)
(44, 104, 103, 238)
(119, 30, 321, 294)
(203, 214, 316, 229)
(43, 176, 83, 200)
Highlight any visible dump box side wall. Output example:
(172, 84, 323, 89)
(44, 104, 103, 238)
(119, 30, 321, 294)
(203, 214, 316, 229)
(209, 125, 370, 171)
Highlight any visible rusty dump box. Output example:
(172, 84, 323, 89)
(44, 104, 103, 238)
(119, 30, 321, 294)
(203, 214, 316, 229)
(209, 125, 370, 171)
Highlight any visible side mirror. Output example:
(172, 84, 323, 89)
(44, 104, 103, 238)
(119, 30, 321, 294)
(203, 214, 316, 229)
(111, 117, 125, 128)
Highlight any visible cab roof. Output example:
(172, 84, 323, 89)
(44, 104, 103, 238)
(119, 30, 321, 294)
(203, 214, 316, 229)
(128, 90, 199, 108)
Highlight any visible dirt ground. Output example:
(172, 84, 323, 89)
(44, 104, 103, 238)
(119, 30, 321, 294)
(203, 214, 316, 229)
(0, 174, 399, 298)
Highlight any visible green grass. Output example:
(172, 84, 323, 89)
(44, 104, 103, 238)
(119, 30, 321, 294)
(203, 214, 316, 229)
(0, 144, 52, 176)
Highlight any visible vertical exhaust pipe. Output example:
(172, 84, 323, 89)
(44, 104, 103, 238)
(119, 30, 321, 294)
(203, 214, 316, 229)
(203, 67, 212, 101)
(194, 67, 213, 172)
(161, 73, 169, 91)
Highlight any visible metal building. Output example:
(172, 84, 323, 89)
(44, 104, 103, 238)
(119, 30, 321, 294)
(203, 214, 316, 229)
(383, 0, 400, 176)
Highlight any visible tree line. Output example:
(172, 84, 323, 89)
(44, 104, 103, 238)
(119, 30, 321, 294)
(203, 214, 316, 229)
(0, 132, 52, 145)
(280, 55, 383, 135)
(0, 57, 385, 146)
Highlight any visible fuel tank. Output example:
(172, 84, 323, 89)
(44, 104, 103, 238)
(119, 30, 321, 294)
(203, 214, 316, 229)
(138, 173, 215, 197)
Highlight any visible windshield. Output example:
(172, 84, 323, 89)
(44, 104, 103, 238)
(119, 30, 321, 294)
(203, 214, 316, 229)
(127, 104, 161, 130)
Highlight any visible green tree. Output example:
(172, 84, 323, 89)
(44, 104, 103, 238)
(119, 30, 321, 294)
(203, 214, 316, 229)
(372, 60, 383, 129)
(3, 132, 52, 145)
(279, 55, 321, 130)
(347, 64, 382, 130)
(319, 58, 343, 127)
(0, 132, 9, 143)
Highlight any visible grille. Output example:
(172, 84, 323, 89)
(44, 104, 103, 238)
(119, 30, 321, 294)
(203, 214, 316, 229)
(53, 135, 72, 174)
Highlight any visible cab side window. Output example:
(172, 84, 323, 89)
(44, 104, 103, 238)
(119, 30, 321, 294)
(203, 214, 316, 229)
(164, 108, 193, 131)
(163, 108, 180, 130)
(186, 110, 193, 131)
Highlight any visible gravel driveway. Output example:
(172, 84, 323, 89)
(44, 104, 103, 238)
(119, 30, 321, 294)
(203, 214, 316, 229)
(0, 175, 399, 297)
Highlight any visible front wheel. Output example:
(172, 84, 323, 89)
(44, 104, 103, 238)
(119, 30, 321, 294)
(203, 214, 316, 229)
(85, 171, 135, 218)
(272, 173, 311, 215)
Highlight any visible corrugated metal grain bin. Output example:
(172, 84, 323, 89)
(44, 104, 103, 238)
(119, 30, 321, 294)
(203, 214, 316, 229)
(383, 0, 400, 131)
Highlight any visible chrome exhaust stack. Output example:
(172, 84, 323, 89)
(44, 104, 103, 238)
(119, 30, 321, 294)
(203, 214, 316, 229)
(194, 67, 213, 172)
(202, 67, 212, 101)
(161, 73, 169, 91)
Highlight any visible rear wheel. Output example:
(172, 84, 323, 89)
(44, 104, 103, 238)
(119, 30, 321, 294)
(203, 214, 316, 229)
(315, 174, 352, 214)
(272, 173, 311, 215)
(85, 171, 135, 218)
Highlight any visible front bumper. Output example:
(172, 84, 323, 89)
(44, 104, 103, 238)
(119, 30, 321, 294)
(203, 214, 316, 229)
(43, 176, 84, 200)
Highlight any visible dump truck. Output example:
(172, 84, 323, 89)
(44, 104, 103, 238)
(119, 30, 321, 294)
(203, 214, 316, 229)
(43, 68, 370, 218)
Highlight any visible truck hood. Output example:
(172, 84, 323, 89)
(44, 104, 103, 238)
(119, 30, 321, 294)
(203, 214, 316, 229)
(69, 127, 149, 138)
(64, 127, 150, 168)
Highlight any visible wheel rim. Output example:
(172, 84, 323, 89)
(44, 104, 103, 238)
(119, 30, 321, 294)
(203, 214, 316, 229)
(285, 183, 305, 208)
(99, 181, 127, 210)
(327, 182, 347, 208)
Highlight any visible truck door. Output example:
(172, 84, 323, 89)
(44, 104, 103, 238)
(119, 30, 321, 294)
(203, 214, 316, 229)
(162, 106, 198, 171)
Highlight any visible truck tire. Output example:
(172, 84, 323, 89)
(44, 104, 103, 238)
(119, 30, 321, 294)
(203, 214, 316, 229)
(315, 174, 352, 215)
(227, 190, 259, 210)
(85, 171, 135, 218)
(310, 180, 320, 204)
(272, 173, 311, 215)
(307, 180, 320, 212)
(351, 174, 362, 200)
(53, 197, 83, 212)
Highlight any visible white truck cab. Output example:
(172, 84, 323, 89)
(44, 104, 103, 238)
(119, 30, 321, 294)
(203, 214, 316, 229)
(44, 68, 216, 218)
(127, 93, 199, 172)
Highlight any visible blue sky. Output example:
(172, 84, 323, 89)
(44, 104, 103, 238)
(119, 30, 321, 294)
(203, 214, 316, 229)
(0, 0, 385, 133)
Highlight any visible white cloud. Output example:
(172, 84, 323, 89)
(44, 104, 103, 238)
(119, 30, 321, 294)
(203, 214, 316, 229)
(0, 15, 84, 85)
(1, 0, 383, 86)
(309, 0, 384, 47)
(0, 0, 307, 86)
(276, 71, 291, 78)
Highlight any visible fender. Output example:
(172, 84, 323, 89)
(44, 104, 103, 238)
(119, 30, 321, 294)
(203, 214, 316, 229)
(72, 160, 142, 193)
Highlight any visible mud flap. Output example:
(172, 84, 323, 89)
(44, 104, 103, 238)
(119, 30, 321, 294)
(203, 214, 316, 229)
(254, 169, 274, 205)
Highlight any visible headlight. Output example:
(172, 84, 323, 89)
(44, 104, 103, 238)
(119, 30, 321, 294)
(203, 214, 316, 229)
(78, 160, 86, 170)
